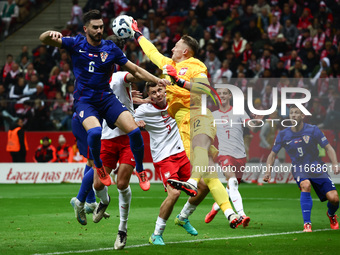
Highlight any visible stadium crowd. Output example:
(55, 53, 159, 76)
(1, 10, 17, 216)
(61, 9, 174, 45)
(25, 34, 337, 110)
(1, 0, 340, 132)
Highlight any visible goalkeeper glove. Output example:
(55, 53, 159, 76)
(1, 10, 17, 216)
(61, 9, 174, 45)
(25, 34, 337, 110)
(162, 65, 187, 88)
(131, 19, 143, 40)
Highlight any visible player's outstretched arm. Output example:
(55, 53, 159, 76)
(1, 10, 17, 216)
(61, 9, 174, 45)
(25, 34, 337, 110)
(39, 31, 63, 48)
(263, 150, 277, 182)
(131, 19, 170, 69)
(324, 144, 340, 175)
(123, 60, 159, 83)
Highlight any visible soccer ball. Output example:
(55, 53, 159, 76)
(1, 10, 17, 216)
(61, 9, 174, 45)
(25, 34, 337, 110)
(112, 15, 133, 39)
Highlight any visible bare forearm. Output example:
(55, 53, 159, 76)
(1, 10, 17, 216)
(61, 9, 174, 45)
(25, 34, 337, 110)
(326, 144, 338, 166)
(39, 31, 62, 47)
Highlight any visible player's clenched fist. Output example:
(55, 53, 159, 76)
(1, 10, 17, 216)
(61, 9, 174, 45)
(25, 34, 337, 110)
(49, 31, 63, 41)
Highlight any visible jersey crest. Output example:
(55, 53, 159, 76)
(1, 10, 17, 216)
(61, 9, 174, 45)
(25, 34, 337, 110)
(303, 135, 310, 144)
(178, 68, 188, 76)
(100, 51, 108, 62)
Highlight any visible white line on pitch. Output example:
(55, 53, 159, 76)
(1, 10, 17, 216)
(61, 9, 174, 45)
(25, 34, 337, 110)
(32, 228, 333, 255)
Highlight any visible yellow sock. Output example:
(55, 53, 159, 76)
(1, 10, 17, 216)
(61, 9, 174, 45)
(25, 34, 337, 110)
(204, 178, 232, 212)
(191, 146, 209, 179)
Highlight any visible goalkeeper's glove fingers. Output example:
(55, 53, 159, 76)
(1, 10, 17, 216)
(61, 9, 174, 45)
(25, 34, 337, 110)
(131, 19, 143, 40)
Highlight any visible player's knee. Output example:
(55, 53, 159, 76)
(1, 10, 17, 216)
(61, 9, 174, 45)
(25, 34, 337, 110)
(300, 180, 311, 192)
(117, 180, 129, 190)
(168, 186, 181, 199)
(328, 192, 339, 204)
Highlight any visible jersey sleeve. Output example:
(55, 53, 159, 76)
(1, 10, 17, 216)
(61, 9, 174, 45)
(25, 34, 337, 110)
(272, 131, 283, 154)
(113, 46, 128, 66)
(314, 126, 329, 148)
(134, 105, 145, 122)
(110, 72, 129, 89)
(139, 37, 172, 68)
(62, 36, 76, 53)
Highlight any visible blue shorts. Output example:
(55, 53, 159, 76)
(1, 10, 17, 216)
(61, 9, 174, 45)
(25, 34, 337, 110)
(74, 94, 127, 129)
(72, 113, 92, 159)
(296, 176, 337, 202)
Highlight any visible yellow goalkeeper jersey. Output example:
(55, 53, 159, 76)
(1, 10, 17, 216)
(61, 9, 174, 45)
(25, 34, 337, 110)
(139, 37, 208, 119)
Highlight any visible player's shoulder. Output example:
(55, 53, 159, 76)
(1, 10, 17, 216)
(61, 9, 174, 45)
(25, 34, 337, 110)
(185, 57, 207, 71)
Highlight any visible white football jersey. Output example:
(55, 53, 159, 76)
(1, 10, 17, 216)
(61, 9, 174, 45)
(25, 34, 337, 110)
(213, 106, 250, 158)
(135, 103, 184, 163)
(101, 71, 133, 140)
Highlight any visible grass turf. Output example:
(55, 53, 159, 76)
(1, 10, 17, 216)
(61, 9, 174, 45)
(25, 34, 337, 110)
(1, 183, 340, 255)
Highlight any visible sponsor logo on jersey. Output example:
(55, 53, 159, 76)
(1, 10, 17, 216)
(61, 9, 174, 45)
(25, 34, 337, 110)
(79, 110, 84, 118)
(100, 51, 108, 62)
(79, 49, 86, 53)
(303, 135, 310, 144)
(178, 68, 188, 76)
(321, 137, 327, 141)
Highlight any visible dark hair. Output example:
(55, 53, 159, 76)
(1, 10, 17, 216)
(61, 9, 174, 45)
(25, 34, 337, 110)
(106, 34, 126, 50)
(145, 82, 158, 92)
(83, 10, 102, 26)
(181, 35, 199, 57)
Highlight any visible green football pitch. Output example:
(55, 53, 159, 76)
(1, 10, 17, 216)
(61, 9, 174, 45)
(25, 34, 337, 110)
(1, 183, 340, 255)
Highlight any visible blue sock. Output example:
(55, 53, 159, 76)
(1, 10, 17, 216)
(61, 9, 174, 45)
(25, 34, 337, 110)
(327, 201, 339, 216)
(87, 127, 102, 168)
(128, 127, 144, 173)
(77, 167, 95, 203)
(300, 192, 313, 223)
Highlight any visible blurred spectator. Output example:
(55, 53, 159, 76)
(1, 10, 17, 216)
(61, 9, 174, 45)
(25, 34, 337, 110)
(23, 73, 41, 96)
(288, 58, 307, 78)
(295, 28, 312, 51)
(205, 50, 221, 78)
(223, 7, 239, 32)
(213, 60, 232, 84)
(18, 55, 30, 73)
(253, 0, 270, 16)
(311, 57, 331, 86)
(312, 26, 326, 53)
(232, 32, 247, 59)
(1, 54, 14, 83)
(16, 45, 32, 63)
(187, 18, 204, 42)
(304, 50, 319, 77)
(297, 8, 312, 31)
(243, 19, 261, 43)
(16, 100, 34, 130)
(272, 60, 288, 78)
(306, 98, 326, 126)
(9, 75, 29, 103)
(0, 0, 18, 37)
(24, 63, 38, 82)
(48, 66, 60, 88)
(316, 1, 333, 29)
(283, 19, 299, 46)
(6, 117, 28, 162)
(30, 99, 53, 131)
(267, 15, 282, 41)
(67, 0, 83, 33)
(69, 140, 87, 163)
(50, 91, 72, 130)
(34, 136, 57, 163)
(319, 87, 340, 130)
(4, 62, 22, 91)
(30, 82, 46, 102)
(240, 5, 257, 31)
(260, 49, 278, 71)
(56, 134, 72, 162)
(257, 7, 272, 33)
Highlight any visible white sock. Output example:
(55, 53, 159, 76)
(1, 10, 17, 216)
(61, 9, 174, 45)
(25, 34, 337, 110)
(213, 202, 220, 211)
(118, 186, 131, 232)
(224, 208, 235, 219)
(154, 216, 166, 236)
(229, 177, 245, 216)
(94, 186, 110, 204)
(187, 178, 197, 188)
(179, 200, 197, 220)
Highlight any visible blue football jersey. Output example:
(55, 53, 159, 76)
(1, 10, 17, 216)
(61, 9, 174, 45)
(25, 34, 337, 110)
(272, 123, 329, 177)
(62, 34, 128, 102)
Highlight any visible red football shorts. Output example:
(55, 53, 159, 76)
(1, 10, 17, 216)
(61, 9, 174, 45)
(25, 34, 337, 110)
(153, 151, 191, 188)
(218, 155, 246, 183)
(100, 135, 136, 170)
